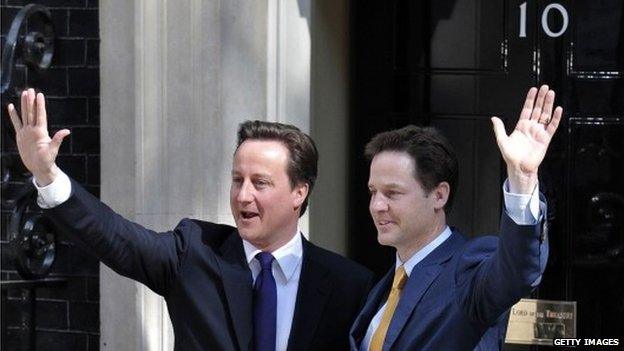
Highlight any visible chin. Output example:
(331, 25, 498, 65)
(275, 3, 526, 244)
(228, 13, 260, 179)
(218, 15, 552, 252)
(237, 228, 256, 241)
(376, 232, 397, 247)
(240, 228, 269, 244)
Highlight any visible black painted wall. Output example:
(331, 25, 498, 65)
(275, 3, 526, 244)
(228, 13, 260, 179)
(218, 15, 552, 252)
(1, 0, 100, 350)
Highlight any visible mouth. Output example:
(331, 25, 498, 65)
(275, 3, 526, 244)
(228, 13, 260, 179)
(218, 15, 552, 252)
(240, 211, 260, 221)
(376, 219, 396, 228)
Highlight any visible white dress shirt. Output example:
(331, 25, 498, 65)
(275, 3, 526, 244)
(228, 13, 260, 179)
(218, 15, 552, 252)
(360, 180, 544, 351)
(34, 170, 72, 208)
(34, 169, 304, 351)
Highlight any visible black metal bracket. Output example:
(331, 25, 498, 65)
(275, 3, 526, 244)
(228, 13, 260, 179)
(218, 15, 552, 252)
(1, 4, 55, 94)
(7, 180, 57, 279)
(1, 4, 57, 280)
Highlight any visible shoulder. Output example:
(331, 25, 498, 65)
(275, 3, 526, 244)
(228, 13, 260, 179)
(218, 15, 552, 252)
(304, 240, 373, 284)
(173, 218, 238, 248)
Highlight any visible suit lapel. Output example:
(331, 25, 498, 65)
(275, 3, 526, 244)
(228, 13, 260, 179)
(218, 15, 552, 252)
(382, 263, 443, 350)
(217, 232, 254, 351)
(287, 237, 332, 351)
(350, 268, 394, 349)
(383, 232, 465, 351)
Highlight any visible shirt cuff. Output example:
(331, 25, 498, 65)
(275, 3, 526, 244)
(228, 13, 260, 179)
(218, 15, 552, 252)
(502, 179, 541, 225)
(32, 169, 72, 209)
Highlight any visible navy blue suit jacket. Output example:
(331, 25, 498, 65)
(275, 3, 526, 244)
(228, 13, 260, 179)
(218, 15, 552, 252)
(349, 211, 548, 351)
(44, 179, 373, 350)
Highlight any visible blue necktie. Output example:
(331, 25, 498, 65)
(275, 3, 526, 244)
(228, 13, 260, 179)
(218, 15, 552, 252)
(253, 252, 277, 351)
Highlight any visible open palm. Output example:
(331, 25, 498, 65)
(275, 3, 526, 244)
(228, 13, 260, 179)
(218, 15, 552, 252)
(492, 85, 563, 176)
(7, 89, 70, 185)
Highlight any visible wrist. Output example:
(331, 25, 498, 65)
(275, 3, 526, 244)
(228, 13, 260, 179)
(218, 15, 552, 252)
(507, 167, 538, 194)
(33, 164, 60, 187)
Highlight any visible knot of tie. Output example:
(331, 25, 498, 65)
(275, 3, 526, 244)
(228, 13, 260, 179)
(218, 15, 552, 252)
(256, 252, 275, 272)
(392, 266, 407, 290)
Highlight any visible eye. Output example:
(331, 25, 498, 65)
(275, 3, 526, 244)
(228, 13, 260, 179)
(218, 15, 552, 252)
(231, 176, 243, 185)
(385, 190, 401, 199)
(254, 179, 270, 188)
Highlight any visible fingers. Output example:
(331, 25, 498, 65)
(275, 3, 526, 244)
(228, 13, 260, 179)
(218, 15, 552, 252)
(530, 85, 549, 121)
(51, 129, 71, 151)
(546, 106, 563, 136)
(491, 116, 507, 147)
(520, 87, 538, 120)
(26, 89, 36, 126)
(539, 90, 555, 124)
(14, 89, 47, 127)
(20, 90, 28, 126)
(7, 104, 23, 131)
(36, 93, 47, 127)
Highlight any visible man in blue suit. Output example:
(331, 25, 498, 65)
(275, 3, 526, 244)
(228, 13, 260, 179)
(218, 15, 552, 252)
(350, 85, 562, 351)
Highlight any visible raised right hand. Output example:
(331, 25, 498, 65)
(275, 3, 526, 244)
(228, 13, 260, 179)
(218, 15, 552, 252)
(7, 88, 70, 186)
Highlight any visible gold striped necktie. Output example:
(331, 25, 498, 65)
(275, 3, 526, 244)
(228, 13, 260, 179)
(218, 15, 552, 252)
(369, 266, 408, 351)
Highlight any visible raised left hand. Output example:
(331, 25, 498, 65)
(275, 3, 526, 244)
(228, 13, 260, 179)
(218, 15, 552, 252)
(491, 85, 563, 194)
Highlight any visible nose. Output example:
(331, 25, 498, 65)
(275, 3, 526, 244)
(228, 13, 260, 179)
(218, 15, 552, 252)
(236, 180, 254, 203)
(370, 193, 388, 213)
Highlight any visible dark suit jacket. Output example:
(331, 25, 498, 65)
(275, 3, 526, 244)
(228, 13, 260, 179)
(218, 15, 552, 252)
(45, 179, 373, 350)
(350, 211, 549, 351)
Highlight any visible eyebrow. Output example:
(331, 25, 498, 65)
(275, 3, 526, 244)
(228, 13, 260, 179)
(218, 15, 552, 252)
(231, 171, 272, 179)
(386, 182, 404, 188)
(368, 182, 404, 189)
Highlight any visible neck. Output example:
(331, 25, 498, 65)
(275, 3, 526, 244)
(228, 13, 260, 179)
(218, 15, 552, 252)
(253, 223, 299, 253)
(397, 215, 446, 263)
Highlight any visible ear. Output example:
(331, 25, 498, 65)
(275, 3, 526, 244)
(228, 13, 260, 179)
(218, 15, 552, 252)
(292, 182, 309, 209)
(431, 181, 450, 210)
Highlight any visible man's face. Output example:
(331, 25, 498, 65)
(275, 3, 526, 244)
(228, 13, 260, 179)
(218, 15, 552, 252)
(368, 151, 439, 251)
(230, 140, 306, 250)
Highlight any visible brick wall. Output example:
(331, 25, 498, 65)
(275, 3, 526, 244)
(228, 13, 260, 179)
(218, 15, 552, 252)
(1, 0, 100, 350)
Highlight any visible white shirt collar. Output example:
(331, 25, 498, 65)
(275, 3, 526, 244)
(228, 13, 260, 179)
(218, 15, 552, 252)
(396, 226, 452, 276)
(242, 229, 303, 282)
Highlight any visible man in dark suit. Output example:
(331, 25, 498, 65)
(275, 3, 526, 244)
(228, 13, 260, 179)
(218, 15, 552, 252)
(350, 85, 562, 350)
(7, 89, 373, 351)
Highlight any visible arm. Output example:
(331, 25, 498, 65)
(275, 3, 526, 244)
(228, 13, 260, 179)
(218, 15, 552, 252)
(46, 175, 190, 296)
(457, 85, 561, 325)
(7, 89, 187, 295)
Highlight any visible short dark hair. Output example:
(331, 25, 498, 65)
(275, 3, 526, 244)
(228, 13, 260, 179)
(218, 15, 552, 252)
(236, 120, 318, 216)
(364, 125, 458, 213)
